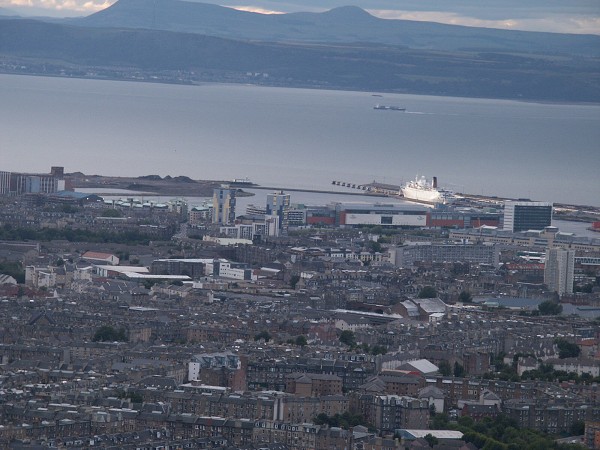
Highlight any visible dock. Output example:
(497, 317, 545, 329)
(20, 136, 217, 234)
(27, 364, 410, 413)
(331, 180, 401, 196)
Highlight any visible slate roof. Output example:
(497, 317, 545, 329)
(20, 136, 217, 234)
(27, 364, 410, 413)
(418, 385, 445, 399)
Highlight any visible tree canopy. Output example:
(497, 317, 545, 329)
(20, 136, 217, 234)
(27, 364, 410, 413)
(434, 413, 588, 450)
(339, 330, 356, 347)
(554, 338, 581, 359)
(438, 360, 452, 376)
(0, 261, 25, 283)
(93, 325, 128, 342)
(538, 300, 562, 315)
(254, 330, 272, 342)
(313, 412, 369, 430)
(418, 286, 438, 298)
(0, 224, 152, 245)
(295, 335, 307, 347)
(458, 290, 473, 303)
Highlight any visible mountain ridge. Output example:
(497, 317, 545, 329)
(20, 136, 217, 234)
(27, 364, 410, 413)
(1, 18, 598, 103)
(72, 0, 600, 57)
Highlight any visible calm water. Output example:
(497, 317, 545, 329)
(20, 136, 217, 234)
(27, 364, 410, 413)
(1, 74, 599, 206)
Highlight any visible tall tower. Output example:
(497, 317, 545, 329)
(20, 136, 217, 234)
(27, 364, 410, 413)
(266, 191, 291, 234)
(212, 185, 236, 225)
(544, 248, 575, 296)
(0, 171, 10, 195)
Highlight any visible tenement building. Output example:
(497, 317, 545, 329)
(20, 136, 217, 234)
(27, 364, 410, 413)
(394, 242, 500, 268)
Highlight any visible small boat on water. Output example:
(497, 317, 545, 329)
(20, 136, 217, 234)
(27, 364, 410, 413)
(230, 177, 254, 186)
(374, 104, 406, 111)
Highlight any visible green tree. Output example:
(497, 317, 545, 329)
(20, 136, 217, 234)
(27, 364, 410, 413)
(367, 240, 383, 253)
(454, 413, 585, 449)
(99, 208, 122, 218)
(312, 412, 368, 430)
(458, 290, 473, 303)
(61, 204, 79, 214)
(313, 413, 329, 425)
(418, 286, 438, 298)
(538, 300, 562, 315)
(570, 420, 585, 435)
(423, 433, 438, 446)
(93, 325, 128, 342)
(458, 416, 474, 428)
(290, 275, 301, 289)
(339, 330, 356, 347)
(143, 279, 157, 289)
(254, 330, 271, 342)
(438, 360, 452, 376)
(454, 361, 465, 377)
(295, 335, 307, 347)
(554, 338, 581, 359)
(431, 413, 449, 429)
(370, 344, 387, 355)
(119, 391, 143, 403)
(0, 261, 25, 283)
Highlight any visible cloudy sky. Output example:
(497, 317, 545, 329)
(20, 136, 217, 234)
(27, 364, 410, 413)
(1, 0, 599, 35)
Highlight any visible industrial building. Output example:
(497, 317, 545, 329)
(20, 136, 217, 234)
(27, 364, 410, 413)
(336, 203, 428, 228)
(426, 208, 501, 228)
(0, 166, 67, 196)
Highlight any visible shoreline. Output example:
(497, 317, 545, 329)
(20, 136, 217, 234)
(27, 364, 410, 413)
(69, 173, 600, 218)
(75, 184, 599, 224)
(3, 71, 600, 108)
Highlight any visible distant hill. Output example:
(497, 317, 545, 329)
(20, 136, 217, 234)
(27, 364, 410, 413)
(0, 7, 19, 16)
(73, 0, 600, 57)
(1, 19, 599, 102)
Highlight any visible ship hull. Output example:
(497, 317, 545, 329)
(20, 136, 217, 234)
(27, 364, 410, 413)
(401, 187, 444, 204)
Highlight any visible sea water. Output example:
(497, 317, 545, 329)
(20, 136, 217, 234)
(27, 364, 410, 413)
(1, 74, 598, 206)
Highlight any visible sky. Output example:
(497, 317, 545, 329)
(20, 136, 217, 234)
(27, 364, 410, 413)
(1, 0, 599, 35)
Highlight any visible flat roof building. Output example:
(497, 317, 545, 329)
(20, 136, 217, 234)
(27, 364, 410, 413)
(336, 203, 428, 228)
(503, 201, 552, 232)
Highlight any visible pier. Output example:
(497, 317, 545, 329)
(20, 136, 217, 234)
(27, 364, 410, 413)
(331, 180, 401, 196)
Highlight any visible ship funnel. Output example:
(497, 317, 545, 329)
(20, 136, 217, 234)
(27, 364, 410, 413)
(432, 176, 438, 189)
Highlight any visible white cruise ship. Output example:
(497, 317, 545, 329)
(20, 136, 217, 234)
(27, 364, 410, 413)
(401, 176, 448, 204)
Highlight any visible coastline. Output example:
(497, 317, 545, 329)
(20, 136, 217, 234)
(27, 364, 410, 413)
(71, 173, 600, 225)
(3, 71, 600, 107)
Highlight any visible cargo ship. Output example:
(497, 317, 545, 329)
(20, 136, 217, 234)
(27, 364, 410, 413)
(401, 176, 449, 204)
(230, 177, 254, 186)
(374, 105, 406, 111)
